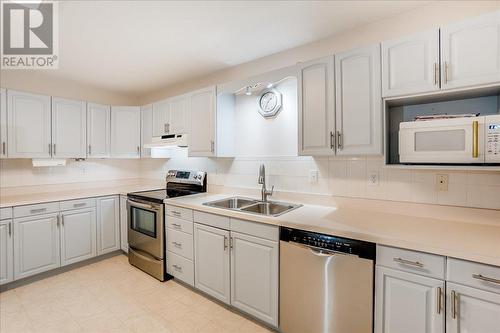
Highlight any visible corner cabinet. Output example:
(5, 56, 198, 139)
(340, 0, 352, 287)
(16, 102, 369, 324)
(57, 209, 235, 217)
(188, 86, 216, 157)
(0, 88, 7, 158)
(96, 196, 120, 255)
(110, 106, 141, 158)
(51, 97, 87, 158)
(335, 44, 383, 155)
(297, 56, 336, 156)
(7, 90, 52, 158)
(382, 29, 440, 97)
(87, 103, 111, 158)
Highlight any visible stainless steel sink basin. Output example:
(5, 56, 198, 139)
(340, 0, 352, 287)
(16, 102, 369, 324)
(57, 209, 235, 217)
(203, 196, 301, 217)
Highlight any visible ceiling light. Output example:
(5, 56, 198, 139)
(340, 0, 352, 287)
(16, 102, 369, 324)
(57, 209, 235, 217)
(245, 86, 252, 96)
(266, 83, 273, 89)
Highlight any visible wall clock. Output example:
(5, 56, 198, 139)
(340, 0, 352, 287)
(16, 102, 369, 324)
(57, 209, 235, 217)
(258, 89, 282, 118)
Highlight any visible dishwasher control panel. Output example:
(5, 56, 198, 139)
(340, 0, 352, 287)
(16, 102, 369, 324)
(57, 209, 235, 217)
(280, 227, 376, 260)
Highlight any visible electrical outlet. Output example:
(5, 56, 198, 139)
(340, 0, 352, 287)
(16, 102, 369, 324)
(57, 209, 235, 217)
(309, 169, 318, 184)
(368, 171, 379, 186)
(436, 174, 448, 191)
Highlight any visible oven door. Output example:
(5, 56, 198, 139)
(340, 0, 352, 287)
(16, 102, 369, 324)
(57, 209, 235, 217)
(399, 117, 485, 164)
(127, 198, 164, 259)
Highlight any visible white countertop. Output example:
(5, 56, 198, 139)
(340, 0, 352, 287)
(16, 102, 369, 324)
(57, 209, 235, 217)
(165, 193, 500, 267)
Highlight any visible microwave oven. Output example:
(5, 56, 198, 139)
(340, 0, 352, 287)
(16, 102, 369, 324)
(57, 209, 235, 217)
(399, 115, 500, 164)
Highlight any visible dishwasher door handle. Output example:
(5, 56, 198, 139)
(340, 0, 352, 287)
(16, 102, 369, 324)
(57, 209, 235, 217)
(288, 241, 338, 257)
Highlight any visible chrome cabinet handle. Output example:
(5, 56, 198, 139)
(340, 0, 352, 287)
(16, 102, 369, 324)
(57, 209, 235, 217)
(53, 144, 56, 155)
(451, 290, 458, 319)
(211, 140, 215, 153)
(393, 257, 423, 268)
(436, 287, 442, 314)
(230, 236, 234, 250)
(137, 146, 140, 154)
(433, 62, 439, 86)
(337, 131, 343, 150)
(472, 274, 500, 285)
(56, 215, 60, 227)
(330, 131, 335, 149)
(30, 208, 47, 214)
(48, 143, 52, 155)
(171, 223, 181, 229)
(172, 241, 182, 248)
(171, 211, 181, 216)
(224, 235, 228, 250)
(444, 61, 450, 84)
(2, 142, 5, 155)
(8, 221, 12, 236)
(173, 264, 182, 272)
(61, 215, 64, 226)
(73, 203, 86, 208)
(88, 144, 91, 155)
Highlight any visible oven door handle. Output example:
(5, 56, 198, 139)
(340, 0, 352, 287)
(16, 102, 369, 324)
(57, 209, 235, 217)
(129, 246, 161, 262)
(128, 199, 157, 210)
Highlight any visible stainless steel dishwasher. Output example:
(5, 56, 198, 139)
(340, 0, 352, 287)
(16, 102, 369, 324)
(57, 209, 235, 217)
(280, 227, 376, 333)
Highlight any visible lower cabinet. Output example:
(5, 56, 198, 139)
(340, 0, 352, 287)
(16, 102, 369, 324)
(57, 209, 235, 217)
(0, 219, 13, 285)
(375, 266, 445, 333)
(119, 195, 128, 253)
(194, 223, 231, 304)
(96, 196, 120, 255)
(13, 213, 60, 280)
(60, 208, 96, 266)
(230, 231, 279, 327)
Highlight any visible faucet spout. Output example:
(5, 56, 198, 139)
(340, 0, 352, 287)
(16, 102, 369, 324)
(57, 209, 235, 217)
(258, 164, 265, 184)
(258, 164, 273, 202)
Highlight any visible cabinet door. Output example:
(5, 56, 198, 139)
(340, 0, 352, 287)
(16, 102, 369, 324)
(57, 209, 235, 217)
(87, 103, 110, 158)
(382, 29, 440, 97)
(60, 208, 96, 266)
(0, 88, 7, 158)
(335, 44, 383, 155)
(230, 231, 278, 327)
(375, 266, 445, 333)
(169, 95, 188, 134)
(141, 104, 153, 158)
(194, 223, 230, 304)
(0, 219, 13, 285)
(7, 90, 51, 158)
(96, 196, 120, 255)
(119, 195, 128, 253)
(13, 213, 60, 280)
(152, 99, 170, 137)
(441, 11, 500, 90)
(447, 282, 500, 333)
(297, 56, 335, 156)
(188, 86, 216, 157)
(52, 97, 87, 158)
(110, 106, 141, 158)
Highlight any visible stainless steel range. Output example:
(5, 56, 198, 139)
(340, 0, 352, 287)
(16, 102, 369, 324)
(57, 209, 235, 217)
(127, 170, 206, 281)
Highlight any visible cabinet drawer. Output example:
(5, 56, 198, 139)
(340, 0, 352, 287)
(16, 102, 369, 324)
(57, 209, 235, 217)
(60, 198, 96, 211)
(194, 210, 230, 230)
(377, 245, 446, 279)
(166, 205, 193, 221)
(0, 207, 12, 220)
(14, 202, 60, 218)
(167, 228, 194, 260)
(447, 258, 500, 294)
(167, 251, 194, 286)
(230, 218, 279, 241)
(166, 215, 193, 235)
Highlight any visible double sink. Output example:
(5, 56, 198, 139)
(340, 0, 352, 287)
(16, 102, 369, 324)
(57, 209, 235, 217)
(203, 197, 301, 217)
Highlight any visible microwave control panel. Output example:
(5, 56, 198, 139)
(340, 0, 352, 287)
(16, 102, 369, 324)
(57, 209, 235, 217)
(486, 121, 500, 158)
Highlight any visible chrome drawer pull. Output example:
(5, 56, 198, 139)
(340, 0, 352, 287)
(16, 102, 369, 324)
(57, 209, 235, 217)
(73, 203, 86, 207)
(173, 264, 182, 272)
(451, 290, 458, 319)
(436, 287, 443, 314)
(30, 208, 47, 214)
(171, 211, 181, 216)
(171, 223, 181, 229)
(172, 241, 182, 248)
(393, 257, 423, 268)
(472, 274, 500, 285)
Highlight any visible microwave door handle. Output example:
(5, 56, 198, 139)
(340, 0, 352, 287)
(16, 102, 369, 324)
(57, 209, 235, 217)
(472, 120, 479, 158)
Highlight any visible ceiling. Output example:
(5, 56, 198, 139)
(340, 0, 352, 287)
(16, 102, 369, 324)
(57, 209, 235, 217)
(48, 1, 429, 96)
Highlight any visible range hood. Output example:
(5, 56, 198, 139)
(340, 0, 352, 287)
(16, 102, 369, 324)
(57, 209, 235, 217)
(144, 134, 188, 149)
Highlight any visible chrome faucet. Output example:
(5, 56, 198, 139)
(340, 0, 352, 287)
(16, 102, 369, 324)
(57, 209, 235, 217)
(258, 164, 274, 202)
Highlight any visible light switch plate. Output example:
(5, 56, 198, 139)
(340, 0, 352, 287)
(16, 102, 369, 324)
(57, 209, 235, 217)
(309, 169, 318, 184)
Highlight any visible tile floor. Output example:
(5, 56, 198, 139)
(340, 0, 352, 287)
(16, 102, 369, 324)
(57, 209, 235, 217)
(0, 255, 274, 333)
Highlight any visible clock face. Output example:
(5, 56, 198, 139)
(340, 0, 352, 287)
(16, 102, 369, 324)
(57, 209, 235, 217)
(259, 90, 283, 118)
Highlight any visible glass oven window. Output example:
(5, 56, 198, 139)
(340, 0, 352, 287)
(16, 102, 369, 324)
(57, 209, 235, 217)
(130, 206, 156, 238)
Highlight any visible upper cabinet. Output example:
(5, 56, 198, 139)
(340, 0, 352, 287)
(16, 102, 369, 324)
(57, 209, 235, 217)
(152, 99, 170, 137)
(335, 44, 383, 155)
(87, 103, 111, 158)
(441, 11, 500, 90)
(51, 98, 87, 158)
(152, 95, 188, 137)
(188, 86, 216, 157)
(110, 106, 141, 158)
(297, 56, 335, 156)
(7, 90, 51, 158)
(382, 29, 440, 97)
(0, 88, 6, 158)
(141, 104, 153, 158)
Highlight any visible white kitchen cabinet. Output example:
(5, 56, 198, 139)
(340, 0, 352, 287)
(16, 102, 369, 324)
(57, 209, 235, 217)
(375, 266, 445, 333)
(0, 219, 13, 285)
(7, 90, 51, 158)
(297, 56, 336, 156)
(441, 11, 500, 90)
(152, 99, 170, 137)
(13, 213, 60, 280)
(110, 106, 141, 158)
(230, 231, 279, 327)
(169, 95, 188, 134)
(60, 208, 96, 266)
(188, 86, 216, 157)
(447, 282, 500, 333)
(87, 103, 111, 158)
(96, 196, 120, 255)
(141, 104, 153, 158)
(119, 195, 128, 253)
(335, 44, 382, 155)
(51, 97, 87, 158)
(382, 29, 440, 97)
(0, 88, 7, 158)
(194, 223, 230, 304)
